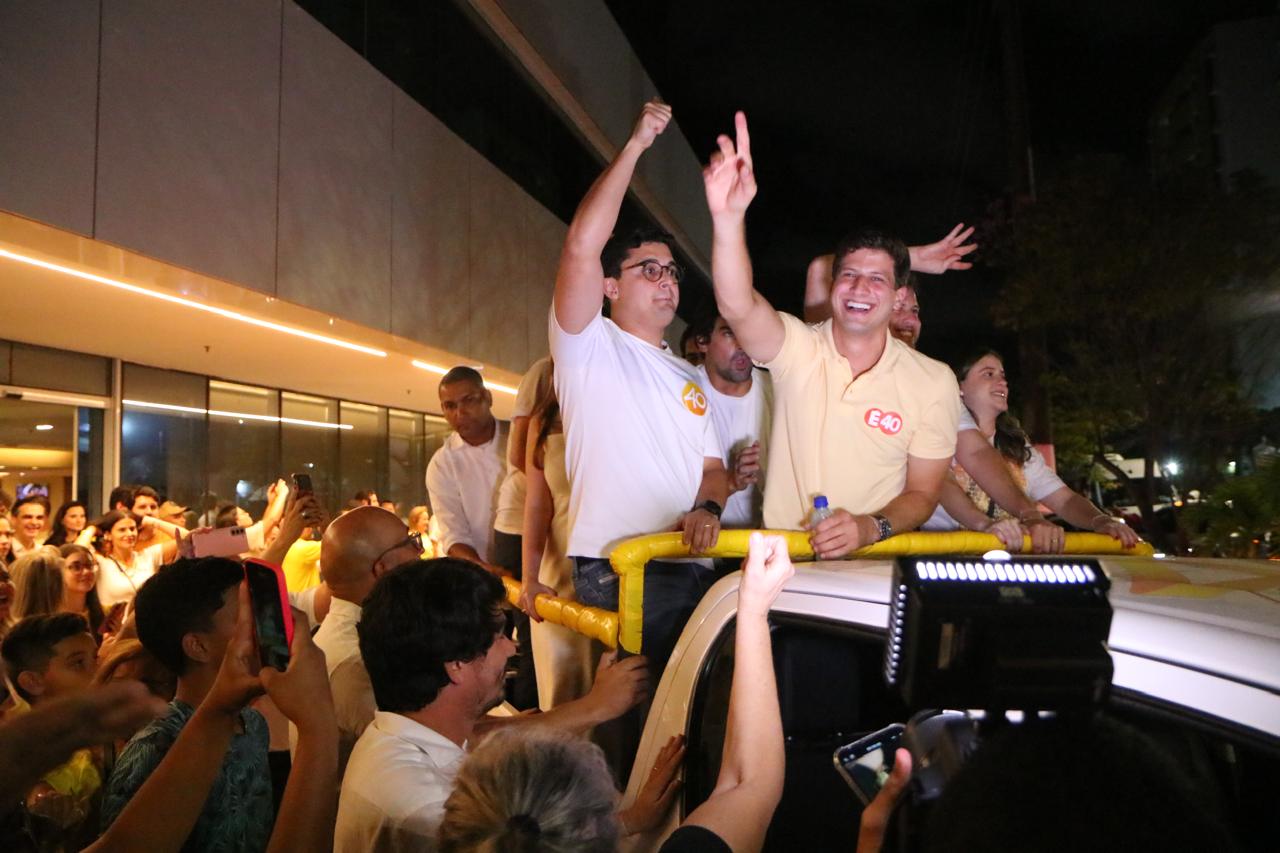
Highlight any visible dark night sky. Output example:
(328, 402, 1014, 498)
(605, 0, 1277, 367)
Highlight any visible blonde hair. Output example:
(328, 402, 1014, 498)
(9, 546, 65, 622)
(438, 727, 619, 853)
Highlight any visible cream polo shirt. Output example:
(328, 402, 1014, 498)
(425, 424, 507, 563)
(762, 313, 962, 529)
(289, 597, 372, 777)
(334, 712, 465, 853)
(550, 309, 722, 558)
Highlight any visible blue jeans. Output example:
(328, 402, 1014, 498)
(573, 556, 716, 676)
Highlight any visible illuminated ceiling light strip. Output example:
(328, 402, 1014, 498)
(411, 359, 518, 395)
(0, 248, 387, 358)
(123, 398, 353, 430)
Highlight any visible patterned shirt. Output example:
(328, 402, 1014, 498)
(101, 700, 273, 853)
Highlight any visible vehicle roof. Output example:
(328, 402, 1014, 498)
(774, 555, 1280, 694)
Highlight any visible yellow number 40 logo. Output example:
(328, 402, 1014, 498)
(681, 381, 708, 416)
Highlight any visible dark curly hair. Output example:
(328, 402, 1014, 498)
(358, 558, 506, 713)
(831, 228, 911, 287)
(134, 557, 244, 675)
(600, 225, 675, 280)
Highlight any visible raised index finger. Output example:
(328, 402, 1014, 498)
(734, 111, 752, 165)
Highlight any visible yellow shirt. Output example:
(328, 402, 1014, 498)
(282, 539, 323, 591)
(762, 313, 963, 529)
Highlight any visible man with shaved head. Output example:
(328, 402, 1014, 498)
(299, 506, 424, 773)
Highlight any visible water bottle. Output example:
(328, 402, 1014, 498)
(809, 495, 833, 527)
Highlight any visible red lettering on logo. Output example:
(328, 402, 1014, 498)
(865, 408, 903, 435)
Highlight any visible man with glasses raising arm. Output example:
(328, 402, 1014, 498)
(550, 99, 730, 676)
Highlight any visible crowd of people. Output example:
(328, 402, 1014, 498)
(0, 99, 1150, 853)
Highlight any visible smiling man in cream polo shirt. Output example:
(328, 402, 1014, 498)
(703, 112, 966, 559)
(550, 99, 730, 673)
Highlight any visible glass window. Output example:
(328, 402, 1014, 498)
(281, 391, 340, 514)
(422, 414, 452, 511)
(207, 380, 279, 522)
(388, 408, 425, 517)
(121, 364, 207, 515)
(11, 341, 110, 396)
(339, 401, 386, 508)
(76, 407, 104, 516)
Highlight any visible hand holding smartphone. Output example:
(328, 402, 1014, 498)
(834, 723, 906, 806)
(243, 559, 293, 671)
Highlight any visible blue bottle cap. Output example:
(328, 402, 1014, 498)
(813, 495, 829, 509)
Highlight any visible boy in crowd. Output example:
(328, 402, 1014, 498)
(2, 613, 102, 842)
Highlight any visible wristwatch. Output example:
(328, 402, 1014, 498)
(871, 514, 893, 542)
(695, 500, 723, 519)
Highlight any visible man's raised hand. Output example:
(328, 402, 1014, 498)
(703, 111, 757, 218)
(630, 99, 673, 151)
(910, 223, 978, 274)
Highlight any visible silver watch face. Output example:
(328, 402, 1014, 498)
(876, 516, 893, 540)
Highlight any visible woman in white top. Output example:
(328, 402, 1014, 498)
(78, 510, 187, 615)
(517, 360, 599, 710)
(929, 350, 1140, 549)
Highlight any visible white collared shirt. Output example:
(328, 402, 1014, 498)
(334, 712, 466, 853)
(290, 597, 372, 776)
(426, 424, 507, 563)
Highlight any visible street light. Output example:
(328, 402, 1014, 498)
(1165, 460, 1181, 476)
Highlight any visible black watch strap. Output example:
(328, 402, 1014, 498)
(696, 500, 723, 519)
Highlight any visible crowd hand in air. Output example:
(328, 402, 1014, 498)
(910, 223, 978, 273)
(628, 99, 673, 152)
(517, 577, 559, 622)
(619, 734, 686, 836)
(741, 532, 795, 617)
(983, 517, 1027, 551)
(807, 509, 878, 561)
(703, 111, 757, 218)
(729, 441, 762, 493)
(678, 506, 721, 555)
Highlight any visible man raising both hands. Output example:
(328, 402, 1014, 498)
(703, 113, 962, 558)
(551, 100, 729, 673)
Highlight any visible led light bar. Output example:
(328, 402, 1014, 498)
(885, 555, 1113, 712)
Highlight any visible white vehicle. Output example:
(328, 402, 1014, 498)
(620, 554, 1280, 851)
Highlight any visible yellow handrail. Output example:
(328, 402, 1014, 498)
(501, 577, 621, 649)
(504, 530, 1154, 653)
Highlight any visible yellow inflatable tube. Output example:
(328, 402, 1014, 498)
(503, 530, 1154, 653)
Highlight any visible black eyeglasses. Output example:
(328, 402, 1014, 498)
(374, 531, 424, 568)
(622, 259, 684, 285)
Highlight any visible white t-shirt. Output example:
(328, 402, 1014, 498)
(924, 405, 1068, 529)
(697, 366, 772, 528)
(94, 544, 165, 610)
(493, 357, 550, 535)
(334, 712, 465, 853)
(550, 309, 722, 558)
(425, 423, 507, 563)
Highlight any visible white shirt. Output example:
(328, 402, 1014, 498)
(550, 309, 722, 558)
(95, 544, 164, 610)
(290, 597, 372, 776)
(493, 358, 549, 534)
(334, 712, 466, 853)
(426, 423, 507, 563)
(698, 366, 772, 528)
(924, 405, 1068, 529)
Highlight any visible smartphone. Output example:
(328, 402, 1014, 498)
(243, 559, 293, 671)
(190, 526, 249, 558)
(834, 723, 906, 806)
(291, 472, 313, 496)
